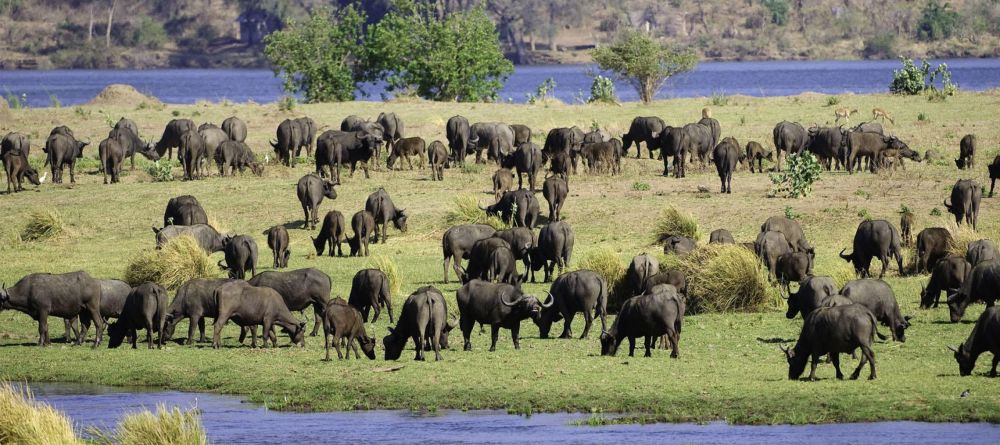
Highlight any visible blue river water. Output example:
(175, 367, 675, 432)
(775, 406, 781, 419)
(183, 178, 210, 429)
(2, 59, 999, 107)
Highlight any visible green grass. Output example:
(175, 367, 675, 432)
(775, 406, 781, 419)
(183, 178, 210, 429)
(1, 92, 1000, 425)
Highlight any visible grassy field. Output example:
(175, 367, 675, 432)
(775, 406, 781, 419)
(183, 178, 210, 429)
(1, 91, 999, 425)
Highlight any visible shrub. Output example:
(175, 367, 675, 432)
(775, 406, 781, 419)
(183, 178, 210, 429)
(653, 206, 702, 244)
(632, 181, 651, 191)
(591, 30, 698, 104)
(90, 404, 206, 445)
(444, 195, 510, 230)
(527, 78, 557, 104)
(367, 254, 401, 297)
(0, 383, 80, 445)
(825, 96, 840, 107)
(588, 75, 617, 104)
(890, 57, 958, 98)
(659, 244, 780, 313)
(21, 209, 64, 242)
(862, 33, 896, 59)
(917, 0, 960, 41)
(277, 95, 296, 112)
(123, 236, 217, 290)
(783, 206, 800, 220)
(947, 223, 983, 258)
(145, 161, 174, 182)
(929, 207, 942, 216)
(762, 0, 789, 25)
(917, 112, 929, 121)
(578, 248, 629, 312)
(769, 152, 821, 198)
(710, 92, 730, 106)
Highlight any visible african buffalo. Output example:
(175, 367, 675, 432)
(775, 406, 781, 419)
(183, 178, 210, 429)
(944, 179, 982, 230)
(531, 221, 575, 282)
(164, 195, 207, 226)
(383, 286, 456, 361)
(45, 132, 89, 184)
(377, 112, 404, 151)
(427, 140, 447, 181)
(537, 270, 608, 339)
(776, 251, 814, 287)
(155, 119, 195, 160)
(446, 115, 471, 164)
(581, 139, 622, 175)
(215, 141, 261, 176)
(782, 304, 879, 380)
(756, 230, 792, 279)
(312, 210, 346, 257)
(442, 224, 497, 283)
(492, 168, 514, 201)
(178, 129, 208, 180)
(916, 227, 954, 273)
(457, 280, 553, 351)
(513, 142, 543, 190)
(1, 132, 29, 157)
(709, 229, 735, 244)
(745, 141, 773, 173)
(663, 235, 697, 255)
(483, 189, 539, 229)
(600, 284, 685, 358)
(152, 224, 224, 253)
(366, 188, 408, 243)
(348, 268, 393, 323)
(271, 119, 302, 167)
(622, 116, 666, 159)
(107, 282, 168, 349)
(198, 123, 228, 161)
(493, 227, 535, 278)
(294, 116, 317, 158)
(462, 237, 519, 285)
(660, 123, 713, 176)
(212, 281, 306, 348)
(220, 235, 258, 279)
(248, 268, 331, 337)
(921, 256, 971, 309)
(322, 299, 376, 360)
(348, 210, 375, 257)
(266, 225, 290, 268)
(900, 212, 914, 247)
(784, 275, 838, 319)
(2, 149, 40, 193)
(542, 176, 568, 221)
(511, 124, 531, 145)
(70, 279, 132, 343)
(841, 279, 910, 342)
(296, 174, 337, 230)
(839, 219, 904, 279)
(627, 254, 660, 295)
(988, 156, 1000, 197)
(967, 239, 999, 267)
(471, 122, 515, 164)
(807, 126, 846, 170)
(772, 121, 808, 171)
(0, 271, 103, 347)
(642, 269, 688, 297)
(761, 216, 813, 253)
(698, 116, 721, 148)
(949, 306, 1000, 376)
(956, 134, 976, 169)
(846, 132, 909, 173)
(947, 260, 1000, 323)
(387, 136, 426, 170)
(109, 126, 157, 171)
(98, 137, 125, 184)
(713, 136, 740, 193)
(162, 278, 239, 345)
(221, 116, 247, 142)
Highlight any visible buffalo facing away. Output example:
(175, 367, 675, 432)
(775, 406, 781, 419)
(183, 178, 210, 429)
(944, 179, 982, 231)
(839, 219, 904, 279)
(296, 174, 337, 230)
(383, 286, 456, 361)
(600, 284, 685, 358)
(782, 304, 879, 380)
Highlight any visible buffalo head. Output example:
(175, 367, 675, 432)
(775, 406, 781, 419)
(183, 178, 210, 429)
(781, 344, 808, 380)
(281, 321, 307, 347)
(946, 291, 968, 323)
(383, 328, 405, 360)
(500, 290, 554, 322)
(358, 335, 377, 360)
(392, 209, 408, 232)
(107, 321, 130, 348)
(599, 330, 619, 356)
(948, 343, 975, 376)
(322, 180, 337, 199)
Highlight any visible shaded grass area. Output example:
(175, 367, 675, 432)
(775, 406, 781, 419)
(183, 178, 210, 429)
(1, 92, 1000, 424)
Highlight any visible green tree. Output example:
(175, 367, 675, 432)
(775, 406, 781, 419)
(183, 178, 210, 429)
(591, 30, 698, 104)
(263, 6, 366, 103)
(364, 1, 513, 101)
(762, 0, 789, 26)
(917, 0, 960, 41)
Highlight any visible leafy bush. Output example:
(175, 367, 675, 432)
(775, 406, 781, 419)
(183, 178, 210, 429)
(783, 206, 800, 220)
(917, 112, 929, 121)
(527, 78, 557, 104)
(890, 57, 958, 98)
(825, 96, 840, 107)
(632, 181, 651, 191)
(588, 75, 617, 104)
(145, 161, 173, 182)
(21, 209, 64, 242)
(762, 0, 789, 25)
(654, 206, 702, 243)
(124, 236, 217, 290)
(90, 404, 206, 445)
(917, 0, 960, 41)
(444, 196, 510, 230)
(367, 255, 402, 298)
(127, 16, 168, 50)
(769, 152, 822, 198)
(577, 248, 629, 312)
(930, 207, 942, 216)
(0, 383, 80, 445)
(278, 95, 297, 112)
(659, 244, 780, 314)
(710, 92, 730, 106)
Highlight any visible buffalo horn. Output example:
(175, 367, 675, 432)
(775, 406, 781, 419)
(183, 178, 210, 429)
(947, 345, 960, 353)
(839, 248, 852, 261)
(540, 292, 555, 308)
(499, 290, 524, 307)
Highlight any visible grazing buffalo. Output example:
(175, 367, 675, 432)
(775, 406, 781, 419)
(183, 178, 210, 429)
(2, 148, 40, 193)
(1, 132, 30, 158)
(840, 220, 904, 279)
(315, 130, 379, 182)
(627, 254, 660, 295)
(745, 141, 773, 173)
(756, 230, 792, 279)
(377, 112, 404, 154)
(761, 216, 813, 253)
(846, 132, 909, 173)
(220, 235, 258, 279)
(782, 304, 879, 380)
(162, 278, 239, 345)
(967, 239, 999, 267)
(297, 174, 337, 230)
(152, 224, 224, 253)
(365, 188, 408, 243)
(642, 269, 688, 297)
(542, 176, 568, 222)
(542, 127, 579, 167)
(947, 260, 1000, 323)
(916, 228, 954, 273)
(446, 115, 471, 164)
(537, 270, 608, 339)
(784, 275, 838, 320)
(215, 141, 261, 176)
(457, 280, 553, 351)
(109, 126, 157, 171)
(312, 210, 346, 257)
(600, 284, 685, 358)
(164, 195, 207, 226)
(427, 140, 447, 181)
(383, 286, 456, 361)
(70, 279, 132, 343)
(271, 119, 302, 167)
(944, 179, 982, 230)
(46, 132, 89, 184)
(248, 268, 331, 337)
(493, 227, 535, 277)
(221, 116, 247, 142)
(776, 251, 814, 287)
(198, 124, 228, 162)
(471, 122, 515, 164)
(663, 235, 697, 255)
(266, 225, 290, 268)
(622, 116, 666, 159)
(709, 229, 735, 244)
(113, 117, 139, 138)
(698, 117, 722, 148)
(511, 124, 531, 145)
(483, 189, 539, 229)
(713, 136, 740, 193)
(0, 271, 103, 347)
(387, 136, 426, 170)
(512, 142, 543, 191)
(294, 117, 318, 158)
(155, 119, 196, 160)
(107, 282, 168, 349)
(348, 268, 394, 323)
(582, 139, 623, 176)
(949, 306, 1000, 376)
(322, 300, 376, 361)
(462, 237, 519, 285)
(841, 279, 910, 342)
(492, 168, 514, 201)
(956, 134, 976, 169)
(178, 129, 208, 180)
(661, 123, 713, 177)
(772, 121, 808, 171)
(988, 156, 1000, 197)
(347, 210, 375, 257)
(442, 224, 497, 283)
(340, 115, 384, 139)
(531, 221, 575, 282)
(921, 256, 971, 309)
(98, 137, 125, 184)
(212, 281, 306, 348)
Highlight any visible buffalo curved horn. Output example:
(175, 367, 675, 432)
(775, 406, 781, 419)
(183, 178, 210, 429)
(839, 248, 852, 261)
(778, 344, 789, 353)
(947, 345, 960, 353)
(540, 292, 555, 308)
(217, 260, 229, 270)
(499, 290, 525, 307)
(778, 285, 789, 300)
(943, 197, 952, 208)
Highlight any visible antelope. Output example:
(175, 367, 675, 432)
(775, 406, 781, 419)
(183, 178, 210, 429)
(872, 108, 895, 124)
(834, 108, 858, 124)
(702, 107, 712, 119)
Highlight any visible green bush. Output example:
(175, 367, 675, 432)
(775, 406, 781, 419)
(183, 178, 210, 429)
(527, 78, 557, 104)
(128, 16, 168, 50)
(632, 181, 651, 191)
(588, 75, 617, 104)
(762, 0, 789, 25)
(145, 161, 173, 182)
(591, 30, 698, 104)
(769, 152, 822, 198)
(710, 92, 730, 106)
(890, 57, 958, 98)
(825, 96, 840, 107)
(917, 0, 960, 41)
(278, 95, 297, 112)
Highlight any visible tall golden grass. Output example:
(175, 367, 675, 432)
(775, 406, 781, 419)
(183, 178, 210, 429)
(123, 235, 218, 290)
(578, 248, 629, 311)
(0, 382, 80, 445)
(660, 244, 781, 313)
(653, 206, 703, 244)
(20, 209, 65, 242)
(444, 195, 511, 230)
(367, 254, 402, 297)
(89, 404, 207, 445)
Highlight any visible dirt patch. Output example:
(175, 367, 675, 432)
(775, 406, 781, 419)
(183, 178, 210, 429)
(86, 84, 162, 107)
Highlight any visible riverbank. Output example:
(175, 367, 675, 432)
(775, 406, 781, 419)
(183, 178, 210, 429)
(1, 92, 999, 424)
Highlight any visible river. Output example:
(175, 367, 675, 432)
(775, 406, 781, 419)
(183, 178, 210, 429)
(24, 383, 1000, 445)
(2, 59, 999, 107)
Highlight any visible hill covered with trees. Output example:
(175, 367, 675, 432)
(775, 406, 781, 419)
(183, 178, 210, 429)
(1, 0, 998, 69)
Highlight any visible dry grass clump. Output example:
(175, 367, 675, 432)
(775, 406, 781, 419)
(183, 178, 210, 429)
(653, 206, 702, 244)
(86, 84, 162, 107)
(367, 254, 401, 297)
(946, 222, 987, 258)
(824, 261, 860, 289)
(123, 236, 217, 290)
(20, 209, 65, 242)
(0, 382, 81, 445)
(577, 248, 629, 312)
(659, 244, 780, 314)
(444, 195, 510, 230)
(90, 404, 207, 445)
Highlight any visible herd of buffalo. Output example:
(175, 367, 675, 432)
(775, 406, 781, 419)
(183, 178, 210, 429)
(1, 107, 998, 380)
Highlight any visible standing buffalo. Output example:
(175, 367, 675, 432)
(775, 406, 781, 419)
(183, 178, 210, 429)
(377, 112, 404, 153)
(841, 279, 910, 342)
(807, 126, 847, 170)
(427, 140, 448, 181)
(698, 116, 721, 148)
(531, 221, 575, 282)
(109, 126, 157, 171)
(221, 116, 247, 142)
(155, 119, 196, 160)
(947, 260, 1000, 323)
(70, 279, 132, 343)
(900, 211, 914, 247)
(581, 139, 622, 175)
(839, 219, 904, 279)
(745, 141, 773, 173)
(215, 141, 261, 176)
(756, 230, 792, 279)
(784, 275, 837, 320)
(322, 300, 376, 360)
(2, 143, 40, 193)
(513, 142, 543, 191)
(178, 129, 208, 181)
(482, 189, 539, 229)
(457, 280, 553, 351)
(315, 130, 382, 181)
(198, 124, 228, 162)
(387, 136, 426, 170)
(622, 116, 666, 159)
(542, 176, 568, 222)
(347, 211, 375, 257)
(772, 121, 808, 171)
(162, 278, 238, 345)
(921, 256, 971, 309)
(916, 228, 953, 273)
(271, 119, 302, 167)
(365, 188, 408, 243)
(312, 210, 346, 257)
(462, 237, 520, 285)
(511, 124, 531, 145)
(782, 304, 879, 380)
(492, 227, 535, 277)
(846, 132, 909, 173)
(266, 225, 290, 268)
(944, 179, 982, 230)
(627, 254, 660, 295)
(348, 268, 394, 323)
(660, 123, 713, 177)
(761, 216, 813, 253)
(164, 195, 208, 226)
(442, 224, 497, 283)
(446, 115, 471, 164)
(296, 174, 337, 230)
(0, 271, 104, 347)
(220, 235, 258, 279)
(948, 306, 999, 376)
(107, 282, 168, 349)
(712, 136, 740, 193)
(294, 117, 318, 158)
(212, 281, 306, 348)
(383, 286, 455, 361)
(98, 137, 125, 184)
(492, 168, 514, 202)
(45, 132, 89, 184)
(776, 251, 814, 287)
(248, 268, 331, 337)
(967, 239, 999, 267)
(956, 134, 976, 169)
(471, 122, 515, 164)
(537, 270, 608, 339)
(600, 284, 685, 358)
(988, 155, 1000, 197)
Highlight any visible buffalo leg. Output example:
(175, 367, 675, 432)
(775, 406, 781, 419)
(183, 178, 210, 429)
(461, 316, 475, 351)
(310, 306, 322, 337)
(511, 325, 521, 350)
(990, 178, 996, 198)
(384, 299, 395, 324)
(627, 337, 636, 357)
(37, 311, 51, 346)
(989, 356, 998, 377)
(443, 257, 451, 283)
(489, 325, 501, 352)
(430, 321, 443, 361)
(561, 313, 576, 339)
(302, 205, 311, 230)
(413, 333, 425, 361)
(183, 315, 198, 345)
(643, 336, 653, 357)
(212, 314, 230, 349)
(831, 353, 844, 380)
(668, 330, 680, 358)
(808, 353, 821, 380)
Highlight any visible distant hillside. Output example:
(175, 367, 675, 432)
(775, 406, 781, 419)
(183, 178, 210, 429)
(1, 0, 998, 69)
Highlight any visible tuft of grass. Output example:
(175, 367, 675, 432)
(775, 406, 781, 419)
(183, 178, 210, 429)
(946, 222, 985, 258)
(89, 404, 207, 445)
(21, 209, 65, 242)
(631, 181, 651, 191)
(659, 244, 779, 314)
(367, 254, 402, 297)
(654, 206, 702, 244)
(825, 95, 840, 106)
(444, 195, 510, 230)
(929, 207, 942, 217)
(0, 382, 81, 445)
(826, 261, 859, 289)
(917, 112, 929, 121)
(123, 236, 217, 290)
(710, 92, 730, 106)
(278, 96, 297, 112)
(578, 248, 629, 312)
(460, 163, 484, 175)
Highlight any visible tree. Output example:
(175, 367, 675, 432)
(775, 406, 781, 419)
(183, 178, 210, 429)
(591, 30, 698, 104)
(917, 0, 960, 41)
(263, 6, 366, 103)
(364, 1, 512, 102)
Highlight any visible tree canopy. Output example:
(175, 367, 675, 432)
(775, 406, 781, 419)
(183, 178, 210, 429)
(591, 30, 698, 104)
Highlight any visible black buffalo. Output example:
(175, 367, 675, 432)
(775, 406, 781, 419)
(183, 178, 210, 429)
(162, 278, 238, 344)
(383, 286, 455, 361)
(776, 251, 814, 287)
(542, 176, 568, 222)
(756, 230, 792, 279)
(2, 143, 40, 193)
(709, 229, 735, 244)
(513, 142, 543, 191)
(248, 268, 331, 337)
(839, 219, 904, 279)
(948, 306, 1000, 376)
(312, 210, 346, 257)
(107, 282, 168, 349)
(482, 189, 539, 229)
(944, 179, 982, 230)
(713, 136, 740, 193)
(348, 268, 394, 323)
(772, 121, 808, 171)
(365, 188, 408, 243)
(446, 115, 471, 164)
(322, 299, 376, 360)
(537, 270, 608, 339)
(600, 284, 685, 358)
(215, 141, 261, 176)
(967, 239, 999, 267)
(916, 227, 953, 273)
(155, 119, 196, 160)
(462, 237, 520, 285)
(457, 280, 553, 351)
(841, 279, 911, 342)
(347, 210, 375, 257)
(442, 224, 497, 283)
(956, 134, 976, 169)
(846, 132, 909, 174)
(531, 221, 575, 282)
(294, 116, 318, 158)
(220, 235, 258, 279)
(387, 136, 426, 170)
(266, 225, 290, 268)
(296, 174, 337, 230)
(98, 137, 125, 184)
(178, 129, 208, 180)
(807, 126, 847, 170)
(921, 256, 972, 309)
(493, 227, 536, 279)
(212, 281, 306, 348)
(663, 235, 697, 255)
(622, 116, 666, 159)
(377, 112, 404, 153)
(0, 271, 103, 347)
(45, 132, 89, 184)
(511, 124, 531, 145)
(152, 224, 224, 253)
(784, 275, 838, 319)
(427, 140, 448, 181)
(627, 254, 660, 295)
(947, 260, 1000, 323)
(642, 269, 688, 297)
(782, 304, 879, 380)
(745, 141, 773, 173)
(271, 119, 302, 167)
(164, 195, 208, 226)
(761, 216, 813, 253)
(222, 116, 247, 142)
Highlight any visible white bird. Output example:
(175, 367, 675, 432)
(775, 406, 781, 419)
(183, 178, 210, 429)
(39, 172, 48, 184)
